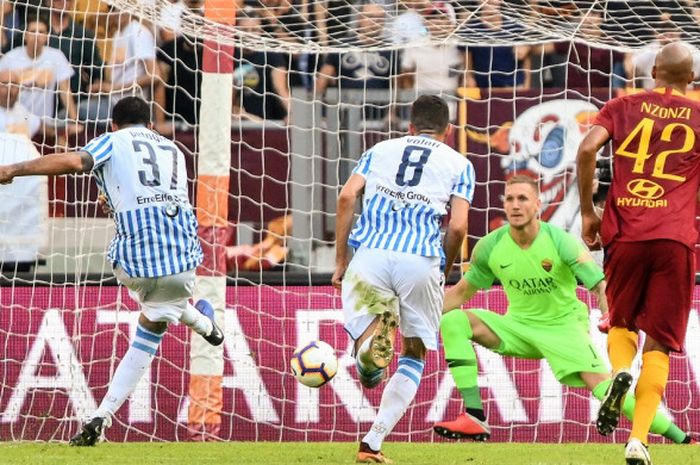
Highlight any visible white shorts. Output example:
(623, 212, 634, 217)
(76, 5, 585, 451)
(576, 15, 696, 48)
(342, 246, 444, 351)
(114, 266, 195, 324)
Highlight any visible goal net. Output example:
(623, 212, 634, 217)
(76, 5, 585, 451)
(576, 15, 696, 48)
(1, 0, 699, 443)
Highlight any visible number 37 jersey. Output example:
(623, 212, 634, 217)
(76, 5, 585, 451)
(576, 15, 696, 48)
(348, 135, 475, 259)
(82, 127, 203, 278)
(594, 87, 700, 249)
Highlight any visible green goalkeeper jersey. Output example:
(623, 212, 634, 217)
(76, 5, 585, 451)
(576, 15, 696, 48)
(464, 221, 604, 324)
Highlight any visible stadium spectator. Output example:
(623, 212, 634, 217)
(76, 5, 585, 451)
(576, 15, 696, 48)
(233, 10, 289, 121)
(0, 18, 78, 121)
(388, 0, 430, 45)
(253, 0, 324, 92)
(693, 3, 700, 27)
(244, 0, 320, 92)
(577, 42, 700, 465)
(462, 0, 531, 88)
(521, 44, 560, 88)
(400, 2, 462, 118)
(0, 70, 80, 137)
(549, 10, 625, 89)
(434, 176, 696, 450)
(0, 71, 46, 273)
(90, 8, 158, 105)
(625, 14, 700, 89)
(316, 3, 398, 96)
(157, 0, 187, 43)
(150, 0, 205, 43)
(516, 3, 571, 88)
(279, 49, 320, 94)
(155, 33, 202, 130)
(0, 71, 40, 137)
(318, 0, 354, 45)
(258, 0, 306, 42)
(0, 0, 21, 53)
(46, 0, 106, 121)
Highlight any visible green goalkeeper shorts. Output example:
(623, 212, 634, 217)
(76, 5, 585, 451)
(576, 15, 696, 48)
(469, 309, 608, 387)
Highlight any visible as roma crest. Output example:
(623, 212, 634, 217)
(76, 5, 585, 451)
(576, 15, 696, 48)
(541, 259, 553, 272)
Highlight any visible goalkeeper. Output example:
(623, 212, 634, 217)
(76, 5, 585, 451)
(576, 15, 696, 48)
(433, 175, 694, 445)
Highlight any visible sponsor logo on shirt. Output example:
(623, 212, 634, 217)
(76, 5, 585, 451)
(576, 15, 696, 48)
(376, 184, 432, 205)
(616, 178, 668, 208)
(137, 193, 183, 205)
(508, 276, 557, 296)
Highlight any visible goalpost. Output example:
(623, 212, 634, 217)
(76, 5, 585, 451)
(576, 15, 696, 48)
(1, 0, 700, 443)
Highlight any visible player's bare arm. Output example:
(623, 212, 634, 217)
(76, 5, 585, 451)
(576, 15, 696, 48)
(0, 150, 93, 184)
(442, 196, 470, 281)
(332, 173, 366, 289)
(443, 277, 479, 313)
(590, 279, 608, 315)
(57, 78, 79, 121)
(576, 125, 610, 250)
(590, 279, 611, 333)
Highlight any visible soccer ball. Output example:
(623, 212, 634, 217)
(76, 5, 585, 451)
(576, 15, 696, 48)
(290, 340, 338, 388)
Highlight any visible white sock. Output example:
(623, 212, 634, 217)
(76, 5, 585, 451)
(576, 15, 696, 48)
(362, 356, 425, 451)
(93, 324, 164, 419)
(179, 303, 213, 337)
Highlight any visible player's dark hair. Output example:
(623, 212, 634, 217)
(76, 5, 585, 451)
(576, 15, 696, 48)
(410, 95, 450, 134)
(506, 175, 540, 194)
(112, 96, 151, 127)
(26, 16, 49, 30)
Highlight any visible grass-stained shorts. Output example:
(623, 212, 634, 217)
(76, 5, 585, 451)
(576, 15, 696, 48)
(469, 309, 607, 387)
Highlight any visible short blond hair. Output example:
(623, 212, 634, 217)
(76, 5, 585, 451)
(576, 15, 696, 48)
(506, 175, 540, 194)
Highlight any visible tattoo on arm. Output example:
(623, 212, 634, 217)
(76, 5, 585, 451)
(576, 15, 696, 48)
(80, 151, 94, 172)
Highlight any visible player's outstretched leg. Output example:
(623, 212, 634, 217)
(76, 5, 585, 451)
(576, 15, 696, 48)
(433, 411, 491, 441)
(354, 312, 398, 390)
(592, 373, 692, 444)
(366, 310, 398, 369)
(595, 369, 633, 435)
(69, 319, 165, 446)
(433, 310, 491, 441)
(355, 355, 386, 389)
(69, 417, 109, 447)
(593, 364, 698, 445)
(357, 342, 425, 463)
(186, 299, 224, 346)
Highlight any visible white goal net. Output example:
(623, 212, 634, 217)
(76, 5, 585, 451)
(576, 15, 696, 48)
(1, 0, 699, 443)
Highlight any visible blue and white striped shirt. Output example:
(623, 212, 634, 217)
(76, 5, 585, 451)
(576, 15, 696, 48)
(83, 127, 203, 278)
(348, 135, 475, 260)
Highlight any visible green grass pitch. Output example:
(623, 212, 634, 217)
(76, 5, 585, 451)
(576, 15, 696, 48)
(1, 442, 699, 465)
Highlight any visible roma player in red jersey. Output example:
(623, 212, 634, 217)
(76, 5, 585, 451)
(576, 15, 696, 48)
(577, 43, 700, 465)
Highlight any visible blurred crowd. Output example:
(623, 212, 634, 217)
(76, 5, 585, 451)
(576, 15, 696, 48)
(0, 0, 699, 133)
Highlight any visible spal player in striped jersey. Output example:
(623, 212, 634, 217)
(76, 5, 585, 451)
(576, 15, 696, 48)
(433, 175, 695, 448)
(333, 95, 475, 463)
(0, 96, 224, 446)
